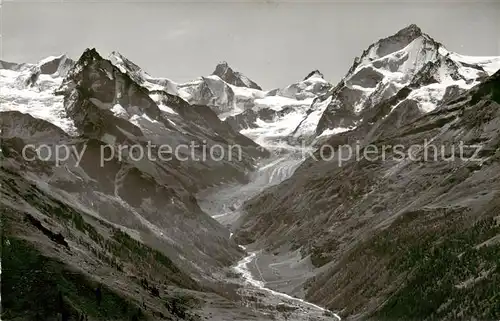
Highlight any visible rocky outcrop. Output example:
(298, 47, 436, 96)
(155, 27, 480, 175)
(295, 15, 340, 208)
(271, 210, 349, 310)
(235, 70, 500, 320)
(303, 70, 325, 81)
(38, 55, 75, 76)
(224, 107, 283, 131)
(178, 75, 238, 115)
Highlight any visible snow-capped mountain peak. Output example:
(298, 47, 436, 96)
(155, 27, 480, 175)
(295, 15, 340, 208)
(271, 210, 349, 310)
(303, 70, 325, 81)
(36, 54, 75, 76)
(346, 24, 441, 83)
(309, 24, 500, 138)
(0, 53, 75, 81)
(107, 50, 179, 96)
(108, 50, 145, 76)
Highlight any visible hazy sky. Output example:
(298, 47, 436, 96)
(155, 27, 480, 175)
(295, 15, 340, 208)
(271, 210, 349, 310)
(1, 0, 499, 89)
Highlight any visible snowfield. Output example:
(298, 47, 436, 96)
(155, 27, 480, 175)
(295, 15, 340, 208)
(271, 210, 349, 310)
(0, 66, 77, 135)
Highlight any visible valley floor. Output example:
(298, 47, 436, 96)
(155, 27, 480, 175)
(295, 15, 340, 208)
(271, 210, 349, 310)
(196, 142, 342, 321)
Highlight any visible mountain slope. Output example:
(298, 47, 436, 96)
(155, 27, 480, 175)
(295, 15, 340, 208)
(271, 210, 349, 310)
(296, 24, 500, 139)
(0, 49, 272, 320)
(235, 68, 500, 320)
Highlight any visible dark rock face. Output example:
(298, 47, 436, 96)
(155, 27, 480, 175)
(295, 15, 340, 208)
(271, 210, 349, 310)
(39, 55, 75, 75)
(1, 111, 68, 143)
(24, 213, 70, 249)
(376, 23, 424, 57)
(176, 75, 240, 115)
(0, 59, 26, 71)
(59, 49, 159, 140)
(201, 76, 236, 112)
(314, 84, 364, 135)
(0, 48, 273, 320)
(410, 56, 464, 88)
(212, 61, 262, 90)
(303, 70, 325, 81)
(235, 71, 500, 319)
(348, 67, 384, 88)
(441, 85, 465, 103)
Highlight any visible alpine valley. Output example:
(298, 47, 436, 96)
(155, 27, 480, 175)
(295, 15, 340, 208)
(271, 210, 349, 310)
(1, 24, 500, 321)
